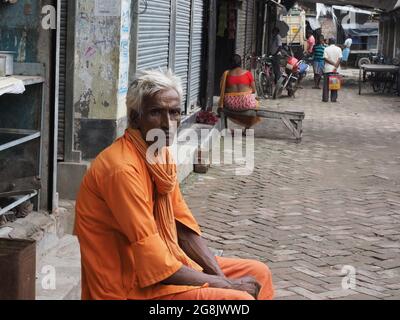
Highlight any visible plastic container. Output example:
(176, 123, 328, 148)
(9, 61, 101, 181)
(0, 55, 6, 77)
(286, 56, 299, 71)
(298, 62, 309, 73)
(0, 51, 15, 76)
(0, 238, 36, 300)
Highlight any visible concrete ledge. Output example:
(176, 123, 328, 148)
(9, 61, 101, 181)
(176, 122, 221, 183)
(36, 235, 81, 300)
(57, 162, 90, 201)
(0, 211, 60, 257)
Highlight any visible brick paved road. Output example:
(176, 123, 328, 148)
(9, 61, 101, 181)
(181, 75, 400, 300)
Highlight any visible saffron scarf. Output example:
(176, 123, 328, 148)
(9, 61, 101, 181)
(126, 128, 203, 272)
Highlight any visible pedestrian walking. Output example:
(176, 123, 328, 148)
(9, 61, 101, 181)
(312, 35, 326, 89)
(305, 31, 316, 55)
(341, 34, 352, 69)
(322, 38, 342, 103)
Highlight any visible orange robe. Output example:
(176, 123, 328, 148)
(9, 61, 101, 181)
(74, 130, 274, 300)
(74, 131, 205, 300)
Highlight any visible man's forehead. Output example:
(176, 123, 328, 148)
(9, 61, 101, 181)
(145, 89, 181, 107)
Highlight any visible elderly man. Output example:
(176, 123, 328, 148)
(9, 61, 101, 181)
(74, 69, 274, 300)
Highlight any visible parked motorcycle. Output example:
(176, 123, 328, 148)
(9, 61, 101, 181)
(273, 49, 309, 99)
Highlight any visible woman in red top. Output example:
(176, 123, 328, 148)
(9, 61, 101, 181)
(218, 54, 261, 130)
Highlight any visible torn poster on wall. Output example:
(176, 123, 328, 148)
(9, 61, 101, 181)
(95, 0, 121, 17)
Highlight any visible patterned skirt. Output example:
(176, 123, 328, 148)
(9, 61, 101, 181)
(224, 92, 258, 111)
(222, 92, 261, 128)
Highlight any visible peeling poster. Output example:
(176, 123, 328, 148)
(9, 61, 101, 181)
(95, 0, 121, 17)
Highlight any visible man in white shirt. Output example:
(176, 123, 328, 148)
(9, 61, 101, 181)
(322, 38, 342, 102)
(342, 35, 352, 68)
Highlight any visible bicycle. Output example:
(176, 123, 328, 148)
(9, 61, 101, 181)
(246, 54, 274, 99)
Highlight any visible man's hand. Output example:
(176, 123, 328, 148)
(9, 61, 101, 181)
(177, 222, 225, 277)
(229, 276, 261, 299)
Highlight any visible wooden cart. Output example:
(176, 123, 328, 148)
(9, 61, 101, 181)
(358, 64, 400, 95)
(220, 107, 305, 142)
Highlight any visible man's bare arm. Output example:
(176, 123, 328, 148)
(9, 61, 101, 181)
(176, 221, 224, 276)
(162, 265, 260, 298)
(325, 58, 341, 68)
(161, 222, 261, 298)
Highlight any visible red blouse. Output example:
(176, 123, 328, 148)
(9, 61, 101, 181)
(226, 71, 254, 87)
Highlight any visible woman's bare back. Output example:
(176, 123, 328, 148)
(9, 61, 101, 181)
(225, 67, 254, 93)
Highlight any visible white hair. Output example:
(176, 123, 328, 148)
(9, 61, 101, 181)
(126, 69, 183, 127)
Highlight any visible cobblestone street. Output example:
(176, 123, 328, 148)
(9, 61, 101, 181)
(181, 74, 400, 300)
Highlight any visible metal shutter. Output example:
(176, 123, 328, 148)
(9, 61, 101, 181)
(245, 0, 256, 69)
(187, 0, 204, 110)
(236, 0, 247, 60)
(57, 0, 68, 160)
(395, 18, 400, 58)
(137, 0, 171, 70)
(175, 0, 191, 108)
(245, 0, 255, 57)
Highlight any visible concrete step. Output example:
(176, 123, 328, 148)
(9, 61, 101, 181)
(176, 122, 221, 183)
(0, 205, 81, 299)
(0, 211, 63, 261)
(36, 234, 81, 300)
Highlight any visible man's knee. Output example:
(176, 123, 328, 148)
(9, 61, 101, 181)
(246, 260, 273, 284)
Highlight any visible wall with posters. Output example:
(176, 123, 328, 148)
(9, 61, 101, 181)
(72, 0, 130, 160)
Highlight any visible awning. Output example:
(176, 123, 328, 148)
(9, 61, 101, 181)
(344, 27, 379, 37)
(293, 0, 398, 11)
(331, 5, 372, 15)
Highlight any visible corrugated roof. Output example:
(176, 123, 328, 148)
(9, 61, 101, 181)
(295, 0, 398, 11)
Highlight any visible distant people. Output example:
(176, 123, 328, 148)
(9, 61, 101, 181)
(323, 38, 343, 103)
(312, 35, 327, 89)
(270, 27, 283, 84)
(305, 31, 316, 55)
(218, 54, 261, 133)
(342, 34, 353, 69)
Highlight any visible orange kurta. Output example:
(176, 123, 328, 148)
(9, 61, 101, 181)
(74, 131, 206, 300)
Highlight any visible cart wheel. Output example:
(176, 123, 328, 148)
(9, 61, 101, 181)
(358, 57, 371, 69)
